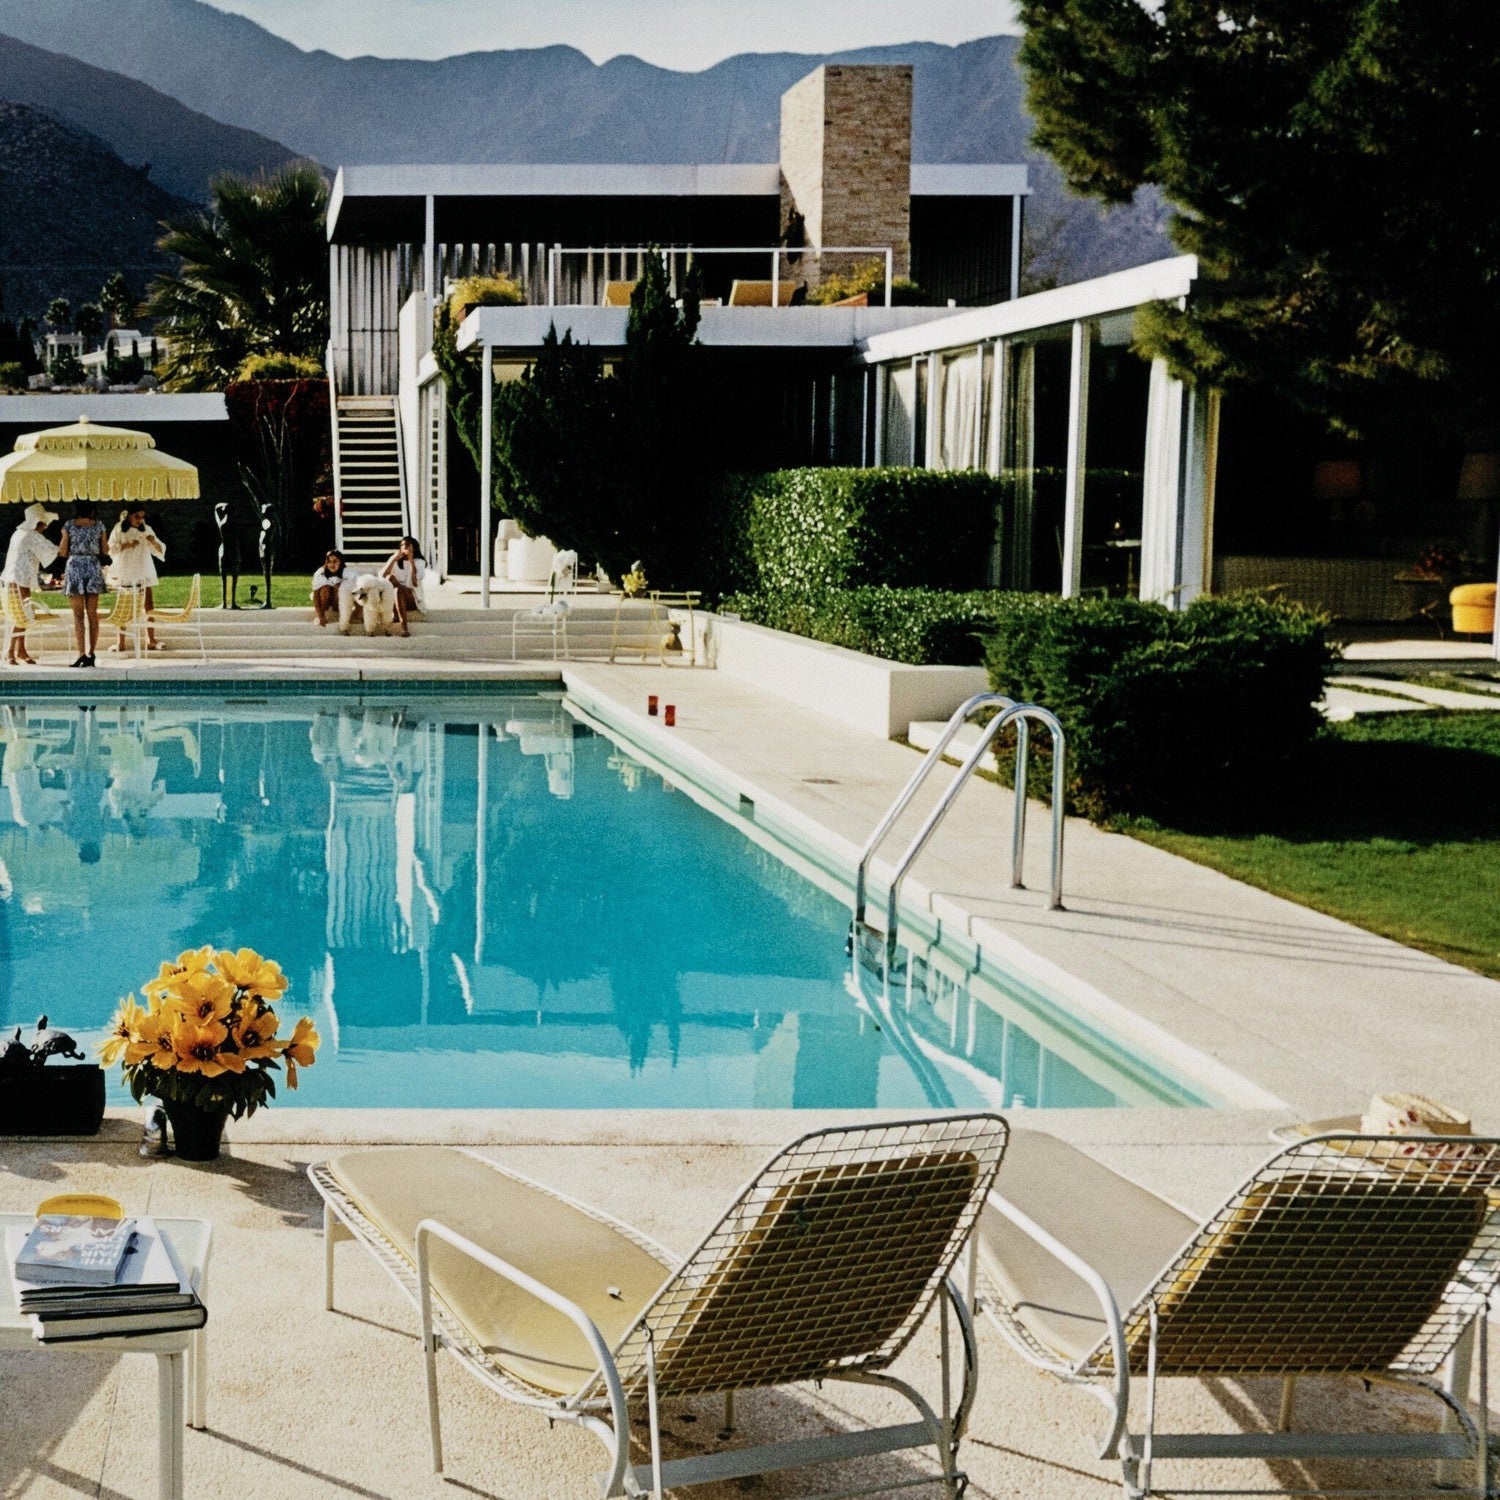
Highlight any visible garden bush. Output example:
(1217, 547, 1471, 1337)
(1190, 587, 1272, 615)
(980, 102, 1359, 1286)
(712, 467, 1003, 599)
(984, 593, 1335, 820)
(722, 586, 1008, 666)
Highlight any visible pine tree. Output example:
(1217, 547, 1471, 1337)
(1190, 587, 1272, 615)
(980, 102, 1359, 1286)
(1017, 0, 1500, 437)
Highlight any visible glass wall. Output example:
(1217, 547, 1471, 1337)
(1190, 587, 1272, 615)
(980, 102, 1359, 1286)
(1003, 323, 1072, 592)
(1079, 312, 1151, 596)
(884, 362, 917, 465)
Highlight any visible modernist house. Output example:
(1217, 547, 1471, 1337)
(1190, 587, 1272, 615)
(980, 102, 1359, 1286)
(327, 60, 1489, 625)
(325, 62, 1029, 576)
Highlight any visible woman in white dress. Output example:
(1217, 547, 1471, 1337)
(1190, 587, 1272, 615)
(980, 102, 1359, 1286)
(381, 535, 426, 637)
(2, 502, 61, 665)
(107, 505, 166, 651)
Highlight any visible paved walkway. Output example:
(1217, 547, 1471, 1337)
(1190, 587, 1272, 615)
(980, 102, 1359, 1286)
(563, 662, 1500, 1125)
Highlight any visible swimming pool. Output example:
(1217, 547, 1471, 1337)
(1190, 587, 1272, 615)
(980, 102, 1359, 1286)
(0, 690, 1210, 1109)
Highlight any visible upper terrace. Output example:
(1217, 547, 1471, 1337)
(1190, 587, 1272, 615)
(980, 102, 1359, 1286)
(325, 64, 1028, 394)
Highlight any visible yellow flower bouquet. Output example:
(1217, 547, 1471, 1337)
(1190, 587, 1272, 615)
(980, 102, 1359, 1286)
(99, 946, 320, 1122)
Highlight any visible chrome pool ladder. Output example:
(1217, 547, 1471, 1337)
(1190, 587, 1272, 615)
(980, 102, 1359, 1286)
(852, 694, 1067, 959)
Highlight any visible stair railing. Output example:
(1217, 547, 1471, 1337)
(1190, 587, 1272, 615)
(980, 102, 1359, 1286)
(326, 342, 345, 555)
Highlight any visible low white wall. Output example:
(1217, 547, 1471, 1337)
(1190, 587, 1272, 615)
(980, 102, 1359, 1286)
(706, 615, 989, 738)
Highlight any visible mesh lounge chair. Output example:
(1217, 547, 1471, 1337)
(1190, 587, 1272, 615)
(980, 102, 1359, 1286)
(310, 1114, 1008, 1497)
(727, 279, 798, 307)
(973, 1129, 1500, 1498)
(2, 583, 69, 661)
(148, 574, 206, 661)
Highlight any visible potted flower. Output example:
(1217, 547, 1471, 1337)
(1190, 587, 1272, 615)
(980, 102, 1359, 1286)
(98, 946, 320, 1161)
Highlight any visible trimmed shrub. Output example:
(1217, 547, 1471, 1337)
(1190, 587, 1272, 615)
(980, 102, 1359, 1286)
(713, 467, 1003, 599)
(0, 361, 26, 390)
(722, 586, 1009, 666)
(236, 352, 323, 382)
(984, 593, 1335, 820)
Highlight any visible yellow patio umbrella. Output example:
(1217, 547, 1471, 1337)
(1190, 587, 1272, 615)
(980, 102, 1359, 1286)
(0, 416, 200, 503)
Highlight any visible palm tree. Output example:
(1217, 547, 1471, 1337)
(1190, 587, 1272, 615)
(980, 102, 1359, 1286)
(147, 164, 330, 392)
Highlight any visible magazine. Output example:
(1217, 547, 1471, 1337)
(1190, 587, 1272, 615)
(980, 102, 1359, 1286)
(13, 1217, 137, 1286)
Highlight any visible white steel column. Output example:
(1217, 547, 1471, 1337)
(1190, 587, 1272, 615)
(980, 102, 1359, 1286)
(873, 366, 886, 467)
(479, 345, 493, 608)
(424, 195, 435, 308)
(1060, 320, 1091, 597)
(971, 344, 986, 469)
(925, 353, 942, 468)
(1009, 196, 1023, 302)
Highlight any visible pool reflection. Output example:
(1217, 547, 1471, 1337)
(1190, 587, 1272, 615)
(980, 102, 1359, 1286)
(0, 697, 1204, 1109)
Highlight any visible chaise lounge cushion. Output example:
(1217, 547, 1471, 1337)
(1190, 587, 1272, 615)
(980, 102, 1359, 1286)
(328, 1146, 674, 1396)
(977, 1130, 1195, 1366)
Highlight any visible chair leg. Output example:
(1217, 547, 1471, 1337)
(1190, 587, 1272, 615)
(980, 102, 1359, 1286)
(1277, 1375, 1296, 1431)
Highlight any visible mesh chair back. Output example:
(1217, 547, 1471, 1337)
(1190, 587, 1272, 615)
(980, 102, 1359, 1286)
(1086, 1135, 1500, 1378)
(2, 584, 28, 627)
(592, 1114, 1008, 1401)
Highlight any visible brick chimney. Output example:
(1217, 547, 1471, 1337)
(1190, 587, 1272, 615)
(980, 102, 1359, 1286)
(779, 64, 913, 293)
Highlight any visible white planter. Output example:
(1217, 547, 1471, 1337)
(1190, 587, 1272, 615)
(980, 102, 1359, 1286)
(706, 615, 989, 739)
(506, 534, 558, 583)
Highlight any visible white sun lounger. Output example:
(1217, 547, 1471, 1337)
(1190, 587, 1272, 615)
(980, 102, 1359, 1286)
(974, 1129, 1500, 1498)
(310, 1114, 1008, 1497)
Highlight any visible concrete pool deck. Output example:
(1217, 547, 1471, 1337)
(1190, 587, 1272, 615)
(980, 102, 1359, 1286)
(3, 644, 1496, 1495)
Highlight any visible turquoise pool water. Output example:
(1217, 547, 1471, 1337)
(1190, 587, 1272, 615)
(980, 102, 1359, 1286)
(0, 691, 1208, 1109)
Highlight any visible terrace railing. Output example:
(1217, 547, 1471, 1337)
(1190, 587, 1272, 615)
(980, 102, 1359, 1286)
(544, 245, 896, 308)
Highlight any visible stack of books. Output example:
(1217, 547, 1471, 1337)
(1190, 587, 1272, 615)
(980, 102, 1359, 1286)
(7, 1215, 206, 1343)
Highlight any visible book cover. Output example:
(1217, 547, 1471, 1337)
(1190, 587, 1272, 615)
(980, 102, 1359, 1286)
(9, 1218, 190, 1310)
(13, 1216, 136, 1286)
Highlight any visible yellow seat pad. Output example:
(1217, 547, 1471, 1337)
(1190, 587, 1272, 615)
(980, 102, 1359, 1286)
(329, 1147, 673, 1396)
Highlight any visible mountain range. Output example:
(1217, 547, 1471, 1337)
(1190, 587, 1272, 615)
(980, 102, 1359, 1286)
(0, 102, 190, 318)
(0, 0, 1172, 316)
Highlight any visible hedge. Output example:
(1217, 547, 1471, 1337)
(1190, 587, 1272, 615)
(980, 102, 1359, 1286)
(722, 586, 1008, 666)
(984, 593, 1335, 820)
(710, 468, 1002, 599)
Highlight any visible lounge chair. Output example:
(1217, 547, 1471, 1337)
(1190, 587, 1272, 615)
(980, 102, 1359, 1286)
(2, 583, 69, 662)
(103, 584, 147, 657)
(727, 279, 798, 307)
(973, 1129, 1500, 1498)
(148, 574, 206, 661)
(310, 1114, 1008, 1496)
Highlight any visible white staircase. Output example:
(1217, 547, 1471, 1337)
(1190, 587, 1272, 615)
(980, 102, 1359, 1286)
(334, 396, 406, 567)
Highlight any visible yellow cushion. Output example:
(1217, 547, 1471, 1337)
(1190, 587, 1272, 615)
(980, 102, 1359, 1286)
(1450, 584, 1496, 606)
(329, 1147, 673, 1396)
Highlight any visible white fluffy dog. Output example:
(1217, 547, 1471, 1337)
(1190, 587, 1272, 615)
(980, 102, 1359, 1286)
(341, 573, 400, 636)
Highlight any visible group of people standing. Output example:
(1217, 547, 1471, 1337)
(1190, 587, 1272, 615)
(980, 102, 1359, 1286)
(3, 500, 165, 666)
(311, 536, 426, 636)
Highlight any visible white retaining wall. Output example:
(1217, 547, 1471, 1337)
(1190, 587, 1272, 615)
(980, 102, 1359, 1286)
(705, 615, 988, 738)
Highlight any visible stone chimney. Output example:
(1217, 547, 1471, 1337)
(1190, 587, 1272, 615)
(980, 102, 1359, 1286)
(779, 64, 913, 293)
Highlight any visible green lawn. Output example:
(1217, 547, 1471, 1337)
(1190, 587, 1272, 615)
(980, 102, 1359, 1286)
(35, 572, 313, 611)
(1123, 712, 1500, 979)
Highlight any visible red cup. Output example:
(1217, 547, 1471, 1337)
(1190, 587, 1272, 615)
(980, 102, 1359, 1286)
(664, 705, 676, 727)
(647, 695, 659, 716)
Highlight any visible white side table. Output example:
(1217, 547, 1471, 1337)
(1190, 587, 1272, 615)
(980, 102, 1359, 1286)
(0, 1214, 211, 1500)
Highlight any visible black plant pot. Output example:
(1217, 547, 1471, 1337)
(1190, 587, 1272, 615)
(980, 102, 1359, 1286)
(162, 1101, 230, 1162)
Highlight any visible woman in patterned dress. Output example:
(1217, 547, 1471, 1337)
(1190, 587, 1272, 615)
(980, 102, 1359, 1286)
(57, 499, 109, 667)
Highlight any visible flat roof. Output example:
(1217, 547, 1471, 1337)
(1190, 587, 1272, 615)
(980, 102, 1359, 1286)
(0, 393, 228, 425)
(857, 256, 1199, 362)
(456, 304, 948, 357)
(328, 162, 1028, 240)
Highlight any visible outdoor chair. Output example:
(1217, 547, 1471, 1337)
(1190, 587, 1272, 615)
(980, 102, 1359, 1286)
(310, 1114, 1008, 1497)
(2, 583, 68, 661)
(103, 584, 146, 658)
(601, 280, 638, 306)
(972, 1128, 1500, 1498)
(148, 574, 206, 661)
(727, 279, 798, 307)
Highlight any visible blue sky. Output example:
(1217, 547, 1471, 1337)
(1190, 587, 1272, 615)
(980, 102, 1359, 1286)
(206, 0, 1016, 69)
